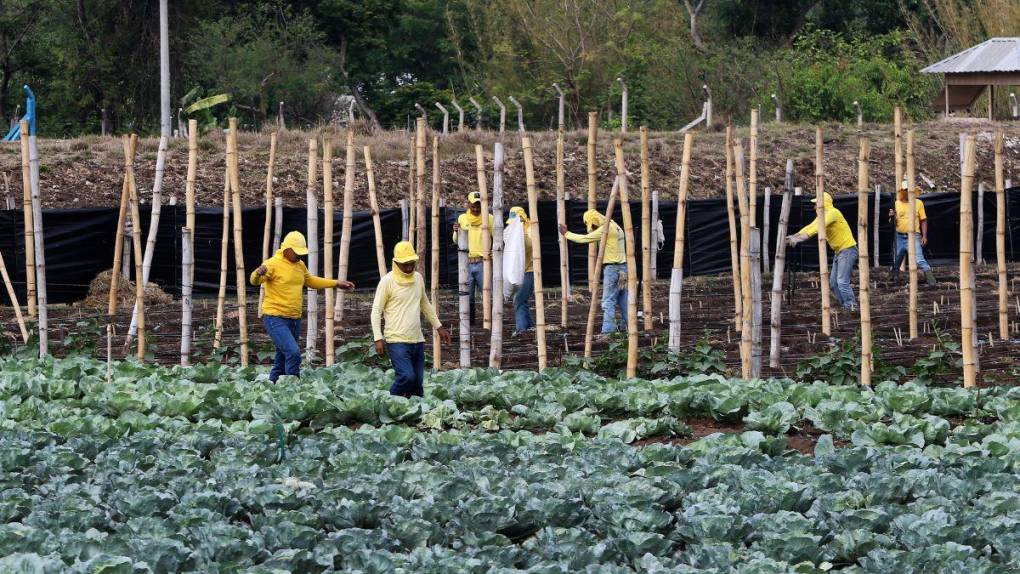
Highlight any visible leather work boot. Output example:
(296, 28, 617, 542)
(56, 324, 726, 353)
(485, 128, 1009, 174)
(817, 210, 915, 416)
(924, 270, 936, 286)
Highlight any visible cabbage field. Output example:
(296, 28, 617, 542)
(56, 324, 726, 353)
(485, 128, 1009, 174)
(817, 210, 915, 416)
(5, 350, 1020, 572)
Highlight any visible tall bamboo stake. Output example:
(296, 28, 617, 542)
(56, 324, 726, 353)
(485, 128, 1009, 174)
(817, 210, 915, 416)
(650, 187, 660, 281)
(960, 134, 977, 388)
(977, 182, 986, 265)
(489, 143, 506, 368)
(815, 127, 831, 336)
(762, 188, 772, 274)
(583, 177, 621, 360)
(227, 119, 249, 366)
(273, 197, 283, 251)
(873, 182, 881, 266)
(894, 107, 903, 196)
(19, 120, 34, 317)
(186, 120, 198, 320)
(612, 138, 640, 377)
(735, 140, 751, 375)
(749, 108, 759, 228)
(305, 139, 318, 357)
(323, 139, 335, 366)
(335, 131, 356, 324)
(475, 145, 492, 330)
(0, 250, 27, 343)
(213, 169, 230, 349)
(640, 126, 652, 330)
(415, 118, 427, 262)
(27, 121, 46, 356)
(769, 187, 793, 369)
(669, 132, 694, 351)
(457, 220, 471, 367)
(259, 131, 277, 318)
(125, 135, 169, 348)
(586, 111, 598, 286)
(365, 146, 387, 279)
(432, 137, 443, 369)
(522, 137, 548, 372)
(407, 137, 416, 242)
(858, 137, 872, 386)
(750, 228, 762, 378)
(725, 126, 741, 332)
(126, 139, 144, 361)
(109, 135, 135, 317)
(181, 227, 193, 366)
(557, 127, 570, 328)
(907, 130, 918, 340)
(995, 130, 1008, 340)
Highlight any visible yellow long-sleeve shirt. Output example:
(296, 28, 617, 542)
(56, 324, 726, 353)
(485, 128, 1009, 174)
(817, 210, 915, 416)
(249, 251, 338, 319)
(797, 206, 857, 253)
(453, 212, 494, 258)
(894, 197, 927, 233)
(565, 221, 626, 264)
(371, 272, 442, 343)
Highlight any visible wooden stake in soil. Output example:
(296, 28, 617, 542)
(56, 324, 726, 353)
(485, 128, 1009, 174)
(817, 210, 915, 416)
(557, 126, 570, 328)
(960, 135, 978, 388)
(749, 108, 759, 228)
(873, 183, 881, 267)
(181, 227, 193, 366)
(750, 228, 762, 378)
(907, 130, 918, 340)
(432, 138, 443, 369)
(640, 126, 653, 331)
(335, 131, 356, 325)
(857, 137, 873, 386)
(976, 182, 985, 265)
(365, 146, 387, 279)
(227, 119, 249, 366)
(19, 120, 34, 317)
(586, 111, 599, 286)
(273, 197, 283, 251)
(125, 134, 169, 349)
(995, 130, 1009, 340)
(213, 169, 230, 349)
(475, 145, 492, 330)
(815, 126, 832, 336)
(0, 249, 27, 343)
(489, 143, 506, 368)
(323, 139, 335, 366)
(769, 186, 793, 369)
(258, 131, 277, 318)
(27, 120, 46, 356)
(725, 127, 742, 332)
(762, 188, 772, 274)
(522, 137, 548, 372)
(109, 135, 135, 317)
(126, 138, 145, 361)
(894, 107, 903, 198)
(415, 118, 427, 262)
(304, 138, 318, 357)
(669, 132, 694, 352)
(734, 140, 752, 375)
(457, 219, 471, 368)
(612, 138, 640, 378)
(583, 177, 621, 361)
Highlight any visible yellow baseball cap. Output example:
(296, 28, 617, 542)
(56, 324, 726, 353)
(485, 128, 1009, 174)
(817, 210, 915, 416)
(281, 231, 309, 256)
(392, 241, 419, 263)
(467, 192, 481, 204)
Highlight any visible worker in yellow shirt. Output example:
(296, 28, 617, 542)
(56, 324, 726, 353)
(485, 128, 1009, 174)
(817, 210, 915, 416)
(889, 180, 936, 286)
(785, 192, 858, 310)
(559, 209, 628, 333)
(250, 231, 355, 382)
(452, 192, 493, 325)
(507, 206, 534, 334)
(372, 241, 451, 397)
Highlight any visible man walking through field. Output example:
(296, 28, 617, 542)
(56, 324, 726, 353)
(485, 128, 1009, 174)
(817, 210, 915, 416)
(250, 231, 354, 382)
(889, 180, 936, 286)
(372, 241, 451, 397)
(559, 209, 628, 333)
(785, 192, 858, 310)
(452, 192, 493, 325)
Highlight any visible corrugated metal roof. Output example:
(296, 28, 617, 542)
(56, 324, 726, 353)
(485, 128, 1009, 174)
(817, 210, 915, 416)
(921, 38, 1020, 74)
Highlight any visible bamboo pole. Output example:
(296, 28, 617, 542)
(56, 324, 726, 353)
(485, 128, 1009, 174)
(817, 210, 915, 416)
(557, 127, 570, 328)
(109, 135, 135, 317)
(815, 127, 831, 336)
(762, 188, 772, 274)
(750, 228, 762, 378)
(181, 227, 193, 366)
(432, 137, 443, 369)
(415, 118, 427, 262)
(323, 139, 335, 366)
(0, 249, 27, 343)
(725, 126, 742, 332)
(475, 144, 492, 330)
(873, 182, 881, 267)
(457, 220, 471, 367)
(365, 146, 387, 279)
(650, 187, 660, 281)
(335, 131, 356, 325)
(960, 134, 977, 388)
(907, 130, 918, 340)
(27, 121, 46, 356)
(125, 135, 169, 349)
(273, 197, 283, 251)
(976, 182, 985, 265)
(586, 111, 598, 286)
(126, 138, 145, 361)
(522, 137, 548, 372)
(186, 121, 198, 330)
(489, 143, 506, 368)
(227, 119, 249, 366)
(995, 130, 1008, 341)
(640, 126, 652, 331)
(407, 137, 416, 243)
(769, 187, 793, 369)
(19, 120, 34, 317)
(669, 132, 694, 352)
(734, 140, 751, 375)
(749, 108, 759, 228)
(213, 169, 230, 349)
(612, 138, 640, 377)
(894, 107, 903, 196)
(305, 139, 318, 357)
(857, 137, 872, 386)
(258, 131, 277, 318)
(583, 177, 621, 360)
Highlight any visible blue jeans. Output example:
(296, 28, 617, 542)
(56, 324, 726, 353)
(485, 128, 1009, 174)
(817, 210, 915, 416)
(467, 261, 484, 323)
(830, 247, 858, 309)
(514, 272, 535, 332)
(892, 233, 931, 272)
(601, 264, 628, 333)
(263, 316, 302, 382)
(388, 342, 425, 397)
